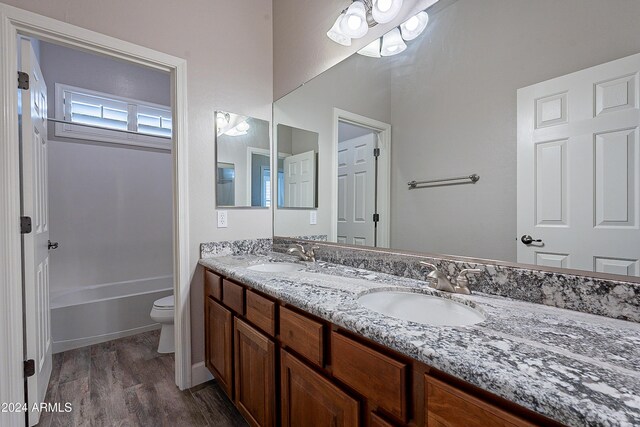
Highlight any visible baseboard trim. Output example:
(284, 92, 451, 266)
(191, 361, 213, 387)
(52, 323, 161, 354)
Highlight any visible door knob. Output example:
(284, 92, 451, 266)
(520, 235, 542, 245)
(48, 240, 59, 250)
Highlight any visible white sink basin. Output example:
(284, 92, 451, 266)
(358, 291, 485, 327)
(247, 262, 304, 273)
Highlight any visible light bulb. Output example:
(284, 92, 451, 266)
(340, 1, 368, 38)
(400, 11, 429, 41)
(216, 112, 229, 128)
(372, 0, 403, 24)
(326, 14, 352, 46)
(380, 28, 407, 56)
(377, 0, 392, 12)
(236, 121, 250, 132)
(347, 14, 362, 30)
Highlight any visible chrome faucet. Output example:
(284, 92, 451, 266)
(287, 244, 319, 262)
(420, 262, 482, 295)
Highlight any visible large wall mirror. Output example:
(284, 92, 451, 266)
(216, 111, 271, 208)
(273, 0, 640, 279)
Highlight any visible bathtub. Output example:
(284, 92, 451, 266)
(50, 275, 173, 353)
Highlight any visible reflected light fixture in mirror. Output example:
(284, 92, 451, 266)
(358, 38, 382, 58)
(400, 11, 429, 40)
(372, 0, 403, 24)
(381, 28, 407, 56)
(327, 13, 352, 46)
(340, 1, 369, 38)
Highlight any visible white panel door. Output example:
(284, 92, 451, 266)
(20, 39, 52, 425)
(337, 134, 376, 246)
(517, 53, 640, 275)
(283, 150, 316, 208)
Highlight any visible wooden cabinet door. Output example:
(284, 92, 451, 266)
(281, 350, 359, 427)
(205, 297, 234, 397)
(234, 318, 276, 427)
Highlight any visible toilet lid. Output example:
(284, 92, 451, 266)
(154, 295, 174, 309)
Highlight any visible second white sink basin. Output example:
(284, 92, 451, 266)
(247, 262, 304, 273)
(358, 291, 485, 327)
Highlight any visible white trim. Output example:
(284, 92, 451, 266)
(191, 361, 214, 387)
(332, 108, 392, 248)
(0, 6, 192, 424)
(246, 147, 271, 205)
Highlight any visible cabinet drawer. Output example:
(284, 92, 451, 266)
(222, 279, 244, 315)
(279, 306, 324, 367)
(246, 290, 276, 336)
(331, 332, 408, 422)
(425, 375, 536, 427)
(204, 269, 222, 301)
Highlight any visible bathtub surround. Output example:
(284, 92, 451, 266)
(199, 253, 640, 426)
(273, 237, 640, 323)
(200, 238, 273, 259)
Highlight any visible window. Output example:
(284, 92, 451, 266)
(55, 83, 172, 150)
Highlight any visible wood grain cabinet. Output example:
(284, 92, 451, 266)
(205, 297, 234, 398)
(425, 375, 536, 427)
(203, 268, 555, 427)
(234, 318, 276, 427)
(281, 349, 359, 427)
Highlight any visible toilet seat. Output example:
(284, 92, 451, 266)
(153, 295, 174, 310)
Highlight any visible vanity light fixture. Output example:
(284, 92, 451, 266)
(224, 120, 250, 137)
(380, 27, 407, 56)
(357, 38, 381, 58)
(340, 1, 369, 38)
(372, 0, 403, 24)
(216, 111, 230, 128)
(400, 11, 429, 40)
(327, 14, 352, 46)
(355, 9, 431, 58)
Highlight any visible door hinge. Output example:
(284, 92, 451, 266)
(373, 213, 380, 223)
(17, 71, 29, 90)
(373, 148, 380, 158)
(24, 359, 35, 378)
(20, 216, 32, 234)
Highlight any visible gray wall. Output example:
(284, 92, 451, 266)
(389, 0, 640, 261)
(40, 42, 173, 293)
(3, 0, 273, 367)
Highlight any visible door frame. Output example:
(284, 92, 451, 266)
(332, 108, 391, 247)
(0, 4, 192, 419)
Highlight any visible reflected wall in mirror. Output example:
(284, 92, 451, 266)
(215, 111, 271, 208)
(273, 0, 640, 279)
(275, 124, 319, 209)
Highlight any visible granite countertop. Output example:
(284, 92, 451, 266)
(199, 253, 640, 427)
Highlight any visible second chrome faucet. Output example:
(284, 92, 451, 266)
(420, 261, 482, 295)
(288, 244, 319, 262)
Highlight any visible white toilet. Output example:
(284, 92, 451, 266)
(150, 294, 175, 354)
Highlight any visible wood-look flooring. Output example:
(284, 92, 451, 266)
(38, 330, 248, 427)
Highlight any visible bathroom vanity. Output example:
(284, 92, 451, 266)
(199, 250, 640, 427)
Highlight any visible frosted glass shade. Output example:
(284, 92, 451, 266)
(327, 14, 352, 46)
(380, 28, 407, 56)
(358, 38, 381, 58)
(340, 1, 368, 38)
(372, 0, 403, 24)
(400, 11, 429, 41)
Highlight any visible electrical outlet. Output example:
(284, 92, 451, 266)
(309, 210, 317, 225)
(217, 210, 228, 228)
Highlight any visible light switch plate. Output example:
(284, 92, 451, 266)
(217, 210, 228, 228)
(309, 210, 317, 225)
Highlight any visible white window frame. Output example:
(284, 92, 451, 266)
(54, 83, 172, 151)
